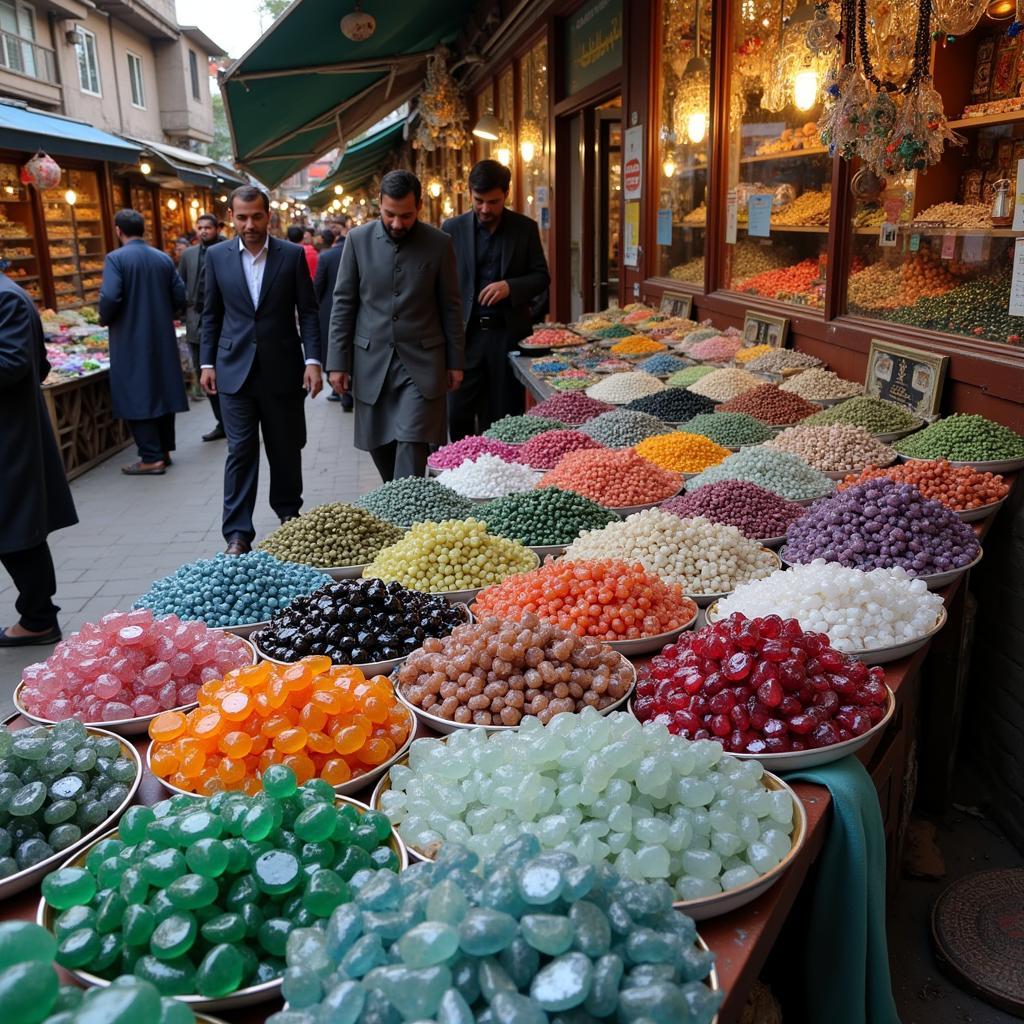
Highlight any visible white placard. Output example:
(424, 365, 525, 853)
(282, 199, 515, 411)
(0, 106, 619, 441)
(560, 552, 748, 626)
(1010, 238, 1024, 316)
(725, 188, 738, 245)
(623, 125, 643, 200)
(1013, 158, 1024, 232)
(878, 223, 898, 247)
(961, 233, 987, 264)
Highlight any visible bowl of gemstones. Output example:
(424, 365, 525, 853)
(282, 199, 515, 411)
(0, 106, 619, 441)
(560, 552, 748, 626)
(251, 579, 471, 676)
(14, 611, 256, 735)
(37, 765, 406, 1010)
(146, 657, 416, 799)
(0, 719, 142, 898)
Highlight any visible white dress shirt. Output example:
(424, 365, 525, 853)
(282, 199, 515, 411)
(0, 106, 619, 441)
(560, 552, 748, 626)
(201, 235, 320, 369)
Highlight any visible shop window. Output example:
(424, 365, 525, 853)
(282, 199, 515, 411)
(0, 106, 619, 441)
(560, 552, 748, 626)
(497, 67, 516, 205)
(844, 16, 1024, 348)
(41, 169, 103, 311)
(127, 51, 145, 108)
(0, 161, 42, 306)
(656, 0, 712, 284)
(722, 0, 829, 308)
(75, 27, 101, 96)
(0, 1, 37, 77)
(519, 38, 550, 258)
(189, 48, 201, 101)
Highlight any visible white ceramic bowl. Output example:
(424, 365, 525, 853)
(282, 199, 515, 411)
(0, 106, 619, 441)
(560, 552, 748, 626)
(779, 547, 983, 591)
(897, 453, 1024, 474)
(325, 563, 369, 580)
(873, 423, 923, 443)
(956, 494, 1009, 522)
(604, 612, 699, 657)
(12, 635, 257, 737)
(0, 722, 142, 900)
(392, 654, 637, 735)
(219, 620, 270, 639)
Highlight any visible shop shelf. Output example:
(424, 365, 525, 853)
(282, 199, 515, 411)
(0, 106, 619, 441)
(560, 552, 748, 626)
(740, 147, 830, 164)
(947, 109, 1024, 129)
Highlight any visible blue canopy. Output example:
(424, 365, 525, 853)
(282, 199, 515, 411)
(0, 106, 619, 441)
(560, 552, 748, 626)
(0, 102, 141, 164)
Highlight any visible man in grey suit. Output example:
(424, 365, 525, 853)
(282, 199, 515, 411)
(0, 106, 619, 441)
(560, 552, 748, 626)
(177, 213, 225, 441)
(327, 170, 464, 482)
(443, 160, 550, 439)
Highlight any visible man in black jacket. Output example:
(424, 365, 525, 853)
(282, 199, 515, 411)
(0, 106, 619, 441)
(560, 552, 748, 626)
(443, 160, 550, 439)
(200, 186, 321, 555)
(0, 275, 77, 646)
(312, 230, 351, 410)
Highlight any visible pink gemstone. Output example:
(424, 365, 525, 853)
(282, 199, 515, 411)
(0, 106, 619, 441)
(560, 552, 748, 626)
(153, 636, 176, 662)
(191, 641, 216, 665)
(37, 673, 65, 698)
(21, 662, 45, 681)
(21, 687, 44, 712)
(100, 611, 129, 630)
(125, 609, 153, 628)
(132, 694, 160, 716)
(157, 681, 179, 708)
(169, 653, 193, 677)
(94, 674, 122, 700)
(141, 662, 172, 688)
(100, 701, 134, 721)
(199, 666, 220, 683)
(45, 698, 74, 720)
(117, 625, 146, 646)
(178, 683, 200, 703)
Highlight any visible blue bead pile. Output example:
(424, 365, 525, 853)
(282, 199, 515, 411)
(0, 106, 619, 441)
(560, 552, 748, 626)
(637, 353, 689, 376)
(531, 359, 570, 374)
(134, 552, 330, 628)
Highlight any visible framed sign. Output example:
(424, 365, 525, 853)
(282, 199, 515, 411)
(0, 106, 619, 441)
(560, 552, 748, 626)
(659, 291, 693, 318)
(742, 311, 789, 349)
(864, 339, 947, 419)
(563, 0, 623, 96)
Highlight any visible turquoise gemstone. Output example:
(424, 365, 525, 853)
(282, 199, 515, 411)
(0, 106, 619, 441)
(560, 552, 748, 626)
(584, 953, 624, 1017)
(436, 987, 474, 1024)
(0, 922, 56, 969)
(282, 966, 322, 1009)
(625, 927, 675, 965)
(517, 862, 564, 905)
(158, 995, 195, 1024)
(498, 936, 540, 989)
(397, 921, 459, 968)
(569, 901, 611, 957)
(457, 908, 517, 956)
(361, 964, 451, 1020)
(195, 943, 245, 998)
(316, 980, 365, 1024)
(490, 991, 549, 1024)
(529, 952, 593, 1011)
(477, 958, 516, 1001)
(425, 879, 468, 925)
(325, 903, 363, 959)
(339, 933, 386, 978)
(520, 914, 575, 956)
(617, 980, 690, 1022)
(0, 959, 59, 1024)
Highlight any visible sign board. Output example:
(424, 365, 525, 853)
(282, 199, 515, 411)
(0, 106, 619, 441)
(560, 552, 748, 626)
(656, 208, 672, 245)
(564, 0, 623, 96)
(747, 194, 772, 237)
(1010, 237, 1024, 316)
(725, 187, 738, 245)
(742, 311, 790, 349)
(623, 125, 643, 200)
(864, 339, 947, 420)
(659, 290, 693, 318)
(623, 200, 640, 268)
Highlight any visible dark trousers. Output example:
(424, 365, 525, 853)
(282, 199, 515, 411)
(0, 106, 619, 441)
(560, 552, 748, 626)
(448, 325, 523, 441)
(1, 541, 59, 632)
(189, 342, 221, 424)
(370, 441, 429, 482)
(129, 413, 175, 463)
(219, 364, 306, 542)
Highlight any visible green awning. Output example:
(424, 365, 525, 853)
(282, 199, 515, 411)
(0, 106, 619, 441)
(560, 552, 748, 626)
(221, 0, 477, 188)
(307, 120, 405, 208)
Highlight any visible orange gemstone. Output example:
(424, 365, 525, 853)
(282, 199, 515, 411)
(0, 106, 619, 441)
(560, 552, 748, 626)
(299, 704, 327, 733)
(320, 758, 352, 785)
(357, 736, 394, 765)
(149, 711, 187, 743)
(217, 757, 246, 785)
(333, 722, 369, 755)
(306, 730, 335, 754)
(273, 727, 308, 754)
(149, 746, 179, 777)
(282, 752, 315, 784)
(219, 691, 251, 721)
(191, 710, 223, 740)
(218, 730, 253, 758)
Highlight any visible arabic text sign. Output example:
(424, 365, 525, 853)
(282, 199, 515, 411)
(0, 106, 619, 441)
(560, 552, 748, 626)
(564, 0, 623, 95)
(864, 339, 947, 419)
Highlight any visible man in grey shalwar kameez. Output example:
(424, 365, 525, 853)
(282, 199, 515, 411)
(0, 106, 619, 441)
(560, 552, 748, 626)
(326, 171, 464, 481)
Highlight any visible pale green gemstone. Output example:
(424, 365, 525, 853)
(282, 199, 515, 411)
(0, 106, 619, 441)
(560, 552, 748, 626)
(762, 828, 793, 860)
(737, 813, 760, 843)
(606, 832, 629, 855)
(681, 849, 721, 881)
(666, 818, 693, 852)
(747, 842, 781, 874)
(674, 876, 721, 900)
(633, 817, 669, 845)
(520, 914, 574, 956)
(722, 865, 759, 890)
(607, 804, 632, 833)
(634, 846, 671, 879)
(397, 921, 459, 968)
(768, 791, 794, 824)
(677, 778, 715, 808)
(711, 831, 744, 858)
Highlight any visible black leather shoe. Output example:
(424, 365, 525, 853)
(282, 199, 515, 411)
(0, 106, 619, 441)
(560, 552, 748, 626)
(0, 625, 62, 647)
(341, 394, 353, 411)
(326, 392, 341, 402)
(203, 424, 226, 442)
(224, 534, 251, 556)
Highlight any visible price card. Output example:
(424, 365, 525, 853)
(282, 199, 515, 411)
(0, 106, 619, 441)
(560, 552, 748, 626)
(656, 208, 672, 246)
(879, 223, 898, 247)
(961, 233, 987, 264)
(747, 194, 772, 237)
(940, 233, 957, 260)
(1009, 238, 1024, 316)
(726, 188, 738, 244)
(909, 233, 921, 252)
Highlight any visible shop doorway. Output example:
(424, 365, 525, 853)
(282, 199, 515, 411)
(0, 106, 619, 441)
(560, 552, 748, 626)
(559, 94, 622, 320)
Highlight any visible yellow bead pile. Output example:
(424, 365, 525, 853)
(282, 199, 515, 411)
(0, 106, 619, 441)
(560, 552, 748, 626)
(634, 432, 732, 473)
(610, 335, 667, 356)
(362, 517, 537, 593)
(734, 344, 775, 365)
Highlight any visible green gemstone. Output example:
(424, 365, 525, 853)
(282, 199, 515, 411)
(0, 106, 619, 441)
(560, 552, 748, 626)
(200, 912, 246, 945)
(334, 845, 371, 881)
(56, 927, 101, 969)
(89, 932, 123, 973)
(261, 765, 297, 800)
(351, 824, 379, 853)
(239, 902, 264, 938)
(150, 912, 198, 960)
(96, 856, 128, 890)
(9, 782, 47, 816)
(257, 917, 292, 958)
(185, 838, 229, 878)
(222, 838, 252, 873)
(369, 846, 399, 873)
(166, 874, 218, 910)
(73, 982, 162, 1024)
(134, 955, 197, 997)
(118, 806, 155, 845)
(225, 874, 259, 909)
(300, 840, 335, 867)
(158, 994, 194, 1024)
(0, 959, 59, 1024)
(253, 850, 301, 896)
(119, 866, 149, 904)
(122, 905, 156, 947)
(53, 906, 96, 941)
(177, 810, 222, 843)
(240, 804, 275, 842)
(294, 804, 335, 844)
(140, 849, 185, 888)
(361, 811, 392, 843)
(302, 869, 350, 918)
(95, 890, 127, 934)
(42, 868, 97, 911)
(195, 943, 245, 998)
(0, 922, 57, 969)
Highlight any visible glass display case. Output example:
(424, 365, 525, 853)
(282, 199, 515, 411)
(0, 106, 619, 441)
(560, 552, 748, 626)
(721, 0, 831, 308)
(519, 37, 550, 260)
(0, 161, 43, 305)
(130, 185, 157, 245)
(159, 189, 185, 256)
(656, 0, 711, 284)
(844, 18, 1024, 347)
(497, 67, 516, 205)
(42, 168, 104, 311)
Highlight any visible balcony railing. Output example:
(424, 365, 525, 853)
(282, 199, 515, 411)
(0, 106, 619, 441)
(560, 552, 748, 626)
(0, 30, 57, 84)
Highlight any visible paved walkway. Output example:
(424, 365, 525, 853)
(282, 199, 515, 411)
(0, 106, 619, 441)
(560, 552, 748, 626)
(0, 390, 380, 714)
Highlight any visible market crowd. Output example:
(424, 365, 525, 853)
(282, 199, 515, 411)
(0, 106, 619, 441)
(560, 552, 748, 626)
(0, 161, 550, 646)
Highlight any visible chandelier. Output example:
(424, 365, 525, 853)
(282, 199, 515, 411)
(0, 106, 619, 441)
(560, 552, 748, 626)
(414, 47, 468, 151)
(673, 57, 711, 144)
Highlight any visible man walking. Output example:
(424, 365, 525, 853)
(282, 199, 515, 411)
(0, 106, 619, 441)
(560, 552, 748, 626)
(443, 160, 550, 439)
(327, 170, 464, 481)
(0, 274, 78, 646)
(313, 228, 351, 410)
(288, 225, 318, 279)
(99, 209, 187, 475)
(178, 213, 225, 441)
(201, 185, 321, 555)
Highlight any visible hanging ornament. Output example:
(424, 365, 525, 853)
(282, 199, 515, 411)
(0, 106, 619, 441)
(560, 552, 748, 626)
(673, 56, 711, 142)
(19, 151, 61, 190)
(339, 4, 376, 42)
(518, 116, 543, 163)
(931, 0, 985, 37)
(414, 47, 468, 152)
(805, 3, 841, 55)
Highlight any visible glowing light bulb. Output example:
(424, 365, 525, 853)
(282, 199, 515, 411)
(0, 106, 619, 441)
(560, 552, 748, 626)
(428, 179, 443, 198)
(334, 184, 343, 195)
(686, 112, 708, 144)
(520, 139, 535, 163)
(166, 197, 177, 210)
(218, 194, 228, 202)
(793, 68, 819, 112)
(64, 189, 77, 206)
(496, 145, 512, 166)
(140, 161, 152, 175)
(190, 198, 200, 209)
(662, 156, 677, 178)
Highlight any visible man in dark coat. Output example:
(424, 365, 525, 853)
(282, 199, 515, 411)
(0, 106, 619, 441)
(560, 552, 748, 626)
(178, 213, 225, 441)
(327, 170, 464, 482)
(312, 230, 351, 410)
(99, 209, 187, 475)
(0, 275, 78, 646)
(200, 185, 322, 555)
(443, 159, 550, 439)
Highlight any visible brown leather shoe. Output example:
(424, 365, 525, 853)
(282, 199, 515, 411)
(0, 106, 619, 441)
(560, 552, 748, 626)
(122, 461, 165, 475)
(224, 535, 252, 556)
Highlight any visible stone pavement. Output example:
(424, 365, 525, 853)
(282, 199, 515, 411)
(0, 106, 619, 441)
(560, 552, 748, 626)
(0, 390, 380, 715)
